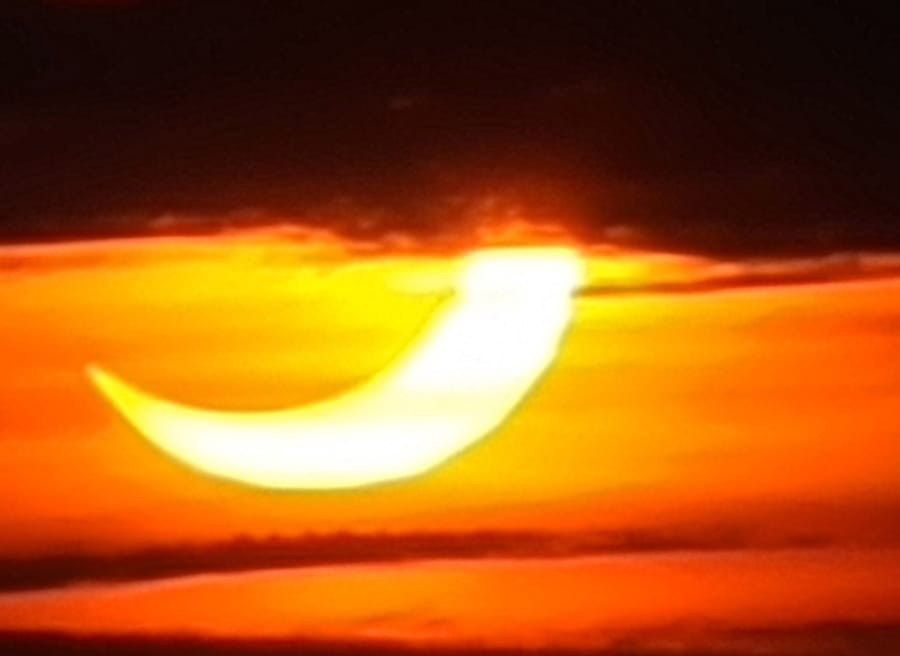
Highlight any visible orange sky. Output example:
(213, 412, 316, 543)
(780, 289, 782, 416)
(2, 229, 900, 556)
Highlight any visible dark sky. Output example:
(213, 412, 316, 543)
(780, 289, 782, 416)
(2, 1, 899, 254)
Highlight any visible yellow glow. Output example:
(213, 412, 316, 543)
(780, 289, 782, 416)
(87, 248, 583, 489)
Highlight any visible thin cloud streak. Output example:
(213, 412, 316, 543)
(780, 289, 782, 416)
(3, 224, 900, 296)
(2, 624, 900, 656)
(0, 527, 853, 594)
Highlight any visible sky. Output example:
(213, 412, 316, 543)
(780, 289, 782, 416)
(2, 1, 900, 253)
(1, 229, 899, 555)
(4, 3, 900, 654)
(1, 229, 900, 653)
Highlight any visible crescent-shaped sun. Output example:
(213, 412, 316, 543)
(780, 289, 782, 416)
(88, 248, 583, 489)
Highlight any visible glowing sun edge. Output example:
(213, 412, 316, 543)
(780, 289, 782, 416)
(88, 248, 584, 489)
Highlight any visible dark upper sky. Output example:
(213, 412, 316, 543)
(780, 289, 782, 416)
(2, 0, 899, 254)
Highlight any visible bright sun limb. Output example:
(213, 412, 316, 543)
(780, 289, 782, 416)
(87, 248, 583, 490)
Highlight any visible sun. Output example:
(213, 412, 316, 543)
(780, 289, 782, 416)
(88, 248, 584, 489)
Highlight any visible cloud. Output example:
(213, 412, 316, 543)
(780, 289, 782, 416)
(0, 525, 844, 594)
(580, 250, 900, 297)
(3, 220, 900, 296)
(2, 622, 900, 655)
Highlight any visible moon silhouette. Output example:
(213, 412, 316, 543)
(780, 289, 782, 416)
(87, 248, 583, 489)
